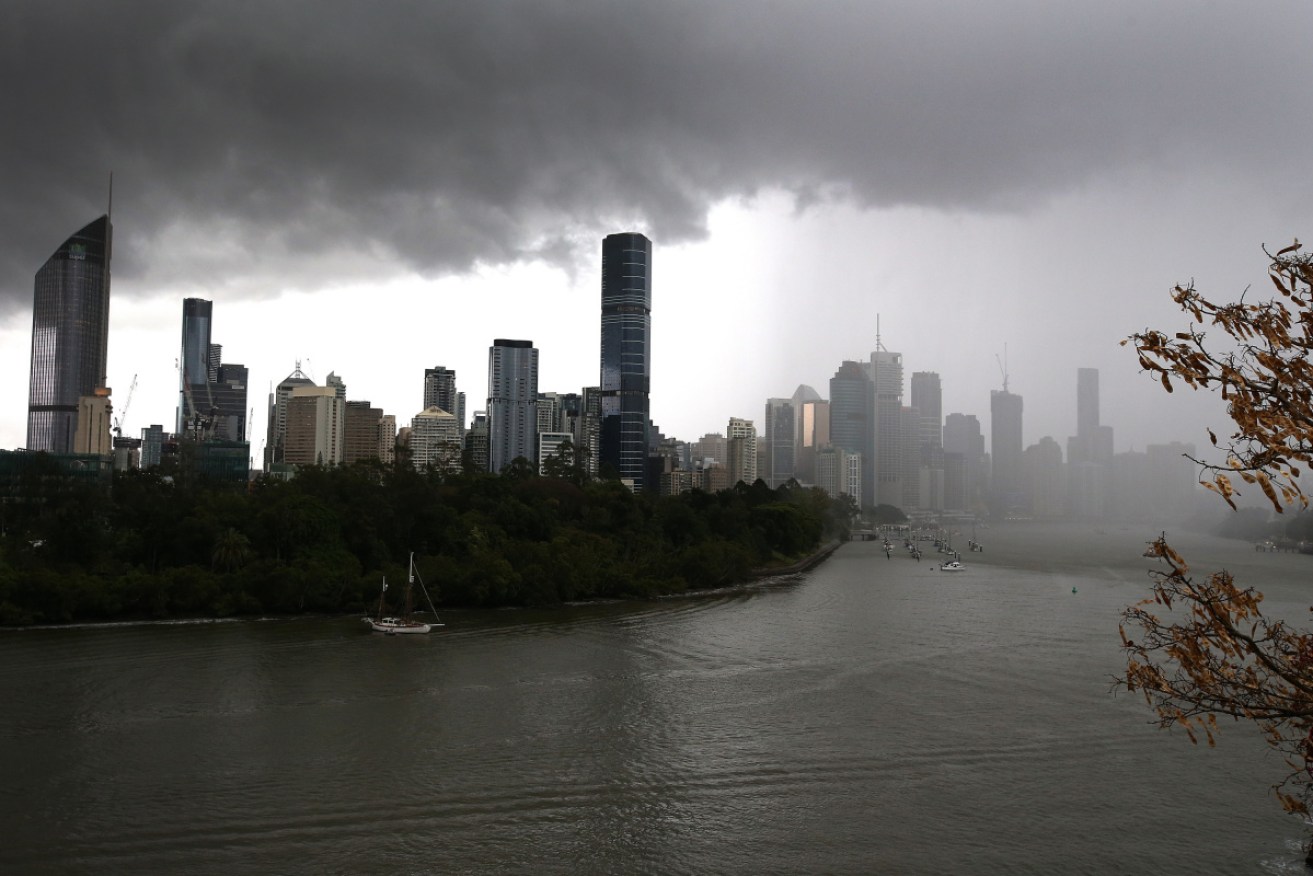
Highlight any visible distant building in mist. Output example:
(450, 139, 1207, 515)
(990, 389, 1024, 514)
(27, 215, 113, 454)
(829, 360, 874, 505)
(869, 349, 904, 507)
(763, 397, 796, 488)
(943, 413, 985, 513)
(599, 232, 652, 491)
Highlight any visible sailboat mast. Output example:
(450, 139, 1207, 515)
(405, 552, 416, 619)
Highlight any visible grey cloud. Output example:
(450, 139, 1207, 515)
(2, 0, 1308, 313)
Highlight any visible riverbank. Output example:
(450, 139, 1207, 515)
(749, 539, 843, 578)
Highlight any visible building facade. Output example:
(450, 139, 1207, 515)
(869, 349, 904, 507)
(487, 340, 538, 473)
(990, 389, 1025, 514)
(726, 417, 758, 486)
(284, 385, 344, 467)
(829, 360, 874, 506)
(411, 406, 462, 472)
(343, 401, 384, 464)
(763, 397, 796, 488)
(27, 215, 113, 454)
(423, 366, 464, 434)
(599, 232, 652, 490)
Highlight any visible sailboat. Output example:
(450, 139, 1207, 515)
(364, 552, 443, 635)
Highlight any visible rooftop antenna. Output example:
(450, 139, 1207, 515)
(107, 172, 113, 219)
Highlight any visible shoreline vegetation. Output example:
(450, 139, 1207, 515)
(0, 457, 857, 627)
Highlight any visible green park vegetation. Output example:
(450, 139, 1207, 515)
(0, 451, 855, 626)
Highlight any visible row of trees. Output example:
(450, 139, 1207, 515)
(0, 456, 856, 626)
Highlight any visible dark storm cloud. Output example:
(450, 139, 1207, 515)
(2, 0, 1307, 312)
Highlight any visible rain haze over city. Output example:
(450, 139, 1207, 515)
(3, 0, 1307, 459)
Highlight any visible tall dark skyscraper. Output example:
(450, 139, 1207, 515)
(27, 215, 113, 453)
(178, 298, 247, 441)
(178, 298, 213, 433)
(423, 366, 464, 434)
(599, 232, 652, 491)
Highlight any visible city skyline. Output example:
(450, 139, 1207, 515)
(3, 1, 1293, 462)
(4, 226, 1225, 475)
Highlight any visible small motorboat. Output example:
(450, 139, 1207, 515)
(939, 560, 965, 572)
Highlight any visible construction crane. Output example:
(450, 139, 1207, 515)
(112, 374, 137, 439)
(995, 344, 1010, 393)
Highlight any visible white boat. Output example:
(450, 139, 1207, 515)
(364, 552, 443, 635)
(939, 560, 965, 572)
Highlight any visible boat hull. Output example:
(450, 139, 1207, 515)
(364, 618, 432, 634)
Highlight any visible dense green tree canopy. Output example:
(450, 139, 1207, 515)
(0, 457, 853, 626)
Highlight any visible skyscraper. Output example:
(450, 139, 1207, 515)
(990, 388, 1025, 514)
(910, 371, 943, 450)
(423, 366, 464, 434)
(727, 417, 758, 486)
(599, 232, 652, 491)
(487, 339, 538, 473)
(264, 364, 315, 469)
(944, 412, 985, 512)
(178, 298, 247, 442)
(868, 349, 904, 507)
(178, 298, 213, 433)
(763, 397, 796, 488)
(829, 360, 874, 504)
(27, 215, 113, 453)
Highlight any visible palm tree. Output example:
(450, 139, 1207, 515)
(211, 527, 251, 573)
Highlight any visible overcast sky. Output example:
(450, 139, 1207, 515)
(3, 0, 1309, 464)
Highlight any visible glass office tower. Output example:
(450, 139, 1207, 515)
(27, 215, 112, 453)
(599, 232, 652, 491)
(179, 298, 213, 433)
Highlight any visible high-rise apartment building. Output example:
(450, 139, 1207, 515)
(377, 414, 397, 466)
(726, 417, 758, 486)
(599, 232, 652, 491)
(27, 215, 113, 454)
(465, 412, 490, 473)
(423, 366, 464, 435)
(487, 340, 538, 473)
(411, 406, 462, 472)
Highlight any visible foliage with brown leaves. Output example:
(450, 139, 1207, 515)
(1120, 241, 1313, 815)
